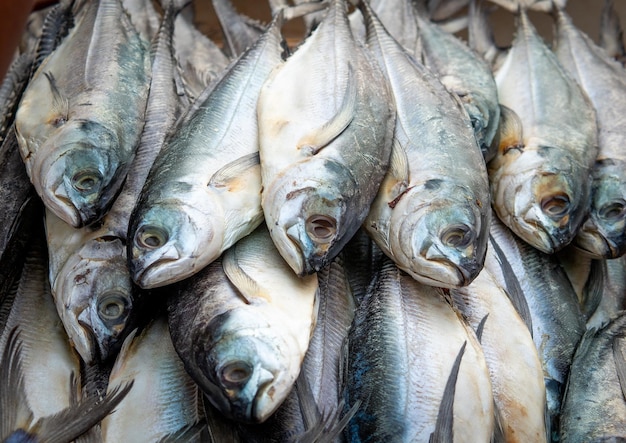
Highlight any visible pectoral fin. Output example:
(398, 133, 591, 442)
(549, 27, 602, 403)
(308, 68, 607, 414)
(208, 152, 260, 191)
(222, 244, 263, 305)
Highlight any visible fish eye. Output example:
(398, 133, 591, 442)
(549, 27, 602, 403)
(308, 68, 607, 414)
(71, 170, 103, 192)
(305, 215, 337, 244)
(541, 195, 570, 218)
(220, 361, 253, 388)
(441, 224, 473, 248)
(97, 292, 129, 323)
(599, 201, 626, 221)
(136, 226, 168, 249)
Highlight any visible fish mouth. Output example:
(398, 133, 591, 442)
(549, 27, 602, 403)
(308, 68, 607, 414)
(574, 228, 620, 259)
(406, 258, 476, 289)
(130, 246, 188, 289)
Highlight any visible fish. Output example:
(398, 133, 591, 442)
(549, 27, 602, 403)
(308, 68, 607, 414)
(359, 0, 490, 288)
(559, 313, 626, 442)
(167, 225, 319, 424)
(0, 55, 33, 144)
(554, 7, 626, 259)
(0, 327, 133, 443)
(489, 8, 598, 254)
(414, 1, 501, 161)
(485, 214, 585, 439)
(212, 0, 266, 59)
(128, 6, 302, 289)
(344, 253, 494, 441)
(586, 256, 626, 330)
(101, 316, 204, 442)
(451, 267, 547, 443)
(15, 0, 151, 228)
(46, 0, 189, 364)
(599, 0, 626, 66)
(257, 0, 395, 276)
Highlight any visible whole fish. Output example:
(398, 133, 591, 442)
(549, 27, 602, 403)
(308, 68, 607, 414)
(101, 316, 203, 442)
(489, 9, 598, 254)
(15, 0, 151, 228)
(46, 0, 189, 364)
(360, 1, 490, 288)
(414, 2, 501, 161)
(486, 214, 585, 439)
(167, 225, 319, 424)
(451, 268, 547, 443)
(128, 7, 295, 289)
(257, 0, 395, 276)
(344, 254, 494, 441)
(554, 7, 626, 259)
(560, 313, 626, 442)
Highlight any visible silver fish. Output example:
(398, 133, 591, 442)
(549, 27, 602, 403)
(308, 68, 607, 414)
(451, 267, 547, 443)
(15, 0, 151, 228)
(167, 225, 319, 424)
(555, 8, 626, 259)
(101, 317, 203, 442)
(46, 0, 189, 364)
(344, 254, 494, 441)
(360, 1, 489, 288)
(486, 214, 585, 438)
(490, 9, 598, 253)
(257, 0, 395, 276)
(560, 313, 626, 442)
(128, 9, 292, 290)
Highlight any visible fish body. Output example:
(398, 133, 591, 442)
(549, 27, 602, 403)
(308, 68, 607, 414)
(345, 255, 494, 442)
(486, 215, 585, 438)
(489, 10, 598, 254)
(257, 0, 395, 276)
(360, 1, 489, 288)
(101, 316, 202, 442)
(15, 0, 151, 228)
(600, 0, 626, 65)
(452, 267, 547, 443)
(128, 10, 287, 289)
(167, 225, 319, 424)
(414, 6, 500, 161)
(211, 0, 265, 59)
(586, 256, 626, 329)
(46, 0, 188, 365)
(560, 313, 626, 442)
(554, 8, 626, 259)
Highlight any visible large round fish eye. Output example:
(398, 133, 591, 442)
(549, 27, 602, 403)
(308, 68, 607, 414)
(541, 194, 570, 218)
(305, 215, 337, 243)
(441, 224, 474, 249)
(599, 201, 626, 221)
(136, 225, 169, 249)
(97, 292, 129, 323)
(220, 361, 253, 388)
(71, 169, 103, 193)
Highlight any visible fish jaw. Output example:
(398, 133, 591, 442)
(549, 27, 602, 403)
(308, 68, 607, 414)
(389, 187, 488, 288)
(31, 120, 123, 228)
(128, 197, 224, 288)
(195, 322, 298, 424)
(574, 168, 626, 259)
(263, 160, 359, 276)
(54, 246, 135, 364)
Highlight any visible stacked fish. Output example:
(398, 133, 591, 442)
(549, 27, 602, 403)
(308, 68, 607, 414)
(1, 0, 625, 440)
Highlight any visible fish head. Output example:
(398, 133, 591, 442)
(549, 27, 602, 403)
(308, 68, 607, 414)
(390, 183, 488, 288)
(193, 310, 298, 424)
(264, 160, 360, 276)
(35, 120, 123, 228)
(490, 147, 588, 254)
(54, 242, 136, 364)
(574, 162, 626, 258)
(129, 196, 224, 288)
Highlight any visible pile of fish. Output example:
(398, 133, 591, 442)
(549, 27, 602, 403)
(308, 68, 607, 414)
(1, 0, 625, 440)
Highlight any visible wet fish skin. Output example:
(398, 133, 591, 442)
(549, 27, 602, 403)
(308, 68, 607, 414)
(554, 8, 626, 259)
(490, 10, 598, 254)
(212, 0, 265, 59)
(258, 0, 395, 277)
(15, 0, 151, 228)
(101, 316, 203, 442)
(128, 10, 289, 289)
(359, 0, 489, 288)
(600, 0, 626, 65)
(344, 254, 494, 442)
(560, 313, 626, 442)
(167, 225, 318, 424)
